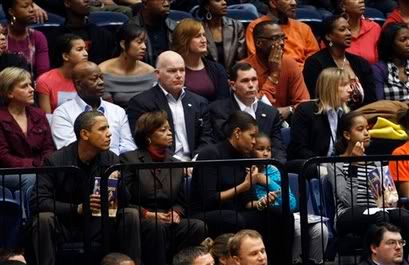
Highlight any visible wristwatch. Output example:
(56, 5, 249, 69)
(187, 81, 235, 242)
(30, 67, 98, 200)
(288, 106, 294, 114)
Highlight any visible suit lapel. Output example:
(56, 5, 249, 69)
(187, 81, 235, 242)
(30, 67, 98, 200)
(182, 93, 195, 156)
(153, 85, 176, 152)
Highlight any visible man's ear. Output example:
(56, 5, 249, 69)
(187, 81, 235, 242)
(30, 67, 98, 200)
(154, 69, 160, 79)
(230, 80, 236, 92)
(269, 0, 278, 10)
(369, 243, 378, 256)
(63, 0, 71, 9)
(80, 129, 89, 141)
(231, 255, 241, 265)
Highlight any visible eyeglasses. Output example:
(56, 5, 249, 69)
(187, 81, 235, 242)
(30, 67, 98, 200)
(257, 34, 287, 42)
(385, 240, 406, 248)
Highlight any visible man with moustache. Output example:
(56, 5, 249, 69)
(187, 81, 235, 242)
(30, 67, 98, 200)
(245, 0, 319, 69)
(30, 111, 141, 265)
(52, 61, 136, 155)
(243, 20, 309, 121)
(209, 62, 286, 163)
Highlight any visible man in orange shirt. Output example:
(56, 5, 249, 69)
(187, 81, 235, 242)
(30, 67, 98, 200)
(243, 20, 310, 120)
(245, 0, 319, 69)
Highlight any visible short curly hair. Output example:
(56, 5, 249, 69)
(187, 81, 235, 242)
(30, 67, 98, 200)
(133, 111, 169, 150)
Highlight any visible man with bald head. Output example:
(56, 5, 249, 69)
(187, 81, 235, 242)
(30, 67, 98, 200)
(52, 61, 136, 155)
(127, 51, 214, 160)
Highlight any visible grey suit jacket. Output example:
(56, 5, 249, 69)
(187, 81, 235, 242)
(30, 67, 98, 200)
(204, 16, 246, 69)
(120, 149, 186, 215)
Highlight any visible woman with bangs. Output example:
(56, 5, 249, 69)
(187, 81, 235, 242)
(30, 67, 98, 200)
(0, 67, 54, 208)
(288, 67, 352, 160)
(171, 18, 229, 102)
(99, 24, 157, 109)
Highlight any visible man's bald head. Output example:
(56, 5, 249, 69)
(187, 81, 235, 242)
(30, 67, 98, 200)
(72, 61, 99, 82)
(155, 51, 185, 97)
(156, 51, 184, 69)
(72, 61, 105, 101)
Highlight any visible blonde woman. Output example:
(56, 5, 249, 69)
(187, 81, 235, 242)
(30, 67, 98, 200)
(288, 67, 352, 160)
(0, 67, 54, 203)
(171, 18, 229, 102)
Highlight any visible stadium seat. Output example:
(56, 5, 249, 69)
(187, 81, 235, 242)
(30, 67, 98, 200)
(364, 7, 385, 25)
(88, 11, 129, 27)
(227, 4, 259, 23)
(168, 9, 193, 21)
(280, 127, 291, 148)
(0, 186, 23, 248)
(296, 7, 323, 38)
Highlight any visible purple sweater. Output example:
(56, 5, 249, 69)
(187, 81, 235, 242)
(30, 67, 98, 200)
(7, 29, 50, 77)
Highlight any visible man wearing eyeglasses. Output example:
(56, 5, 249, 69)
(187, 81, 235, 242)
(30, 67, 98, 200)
(359, 223, 408, 265)
(243, 19, 309, 121)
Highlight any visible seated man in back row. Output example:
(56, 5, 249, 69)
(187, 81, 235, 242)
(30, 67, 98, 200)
(209, 62, 286, 164)
(243, 20, 310, 121)
(31, 111, 140, 265)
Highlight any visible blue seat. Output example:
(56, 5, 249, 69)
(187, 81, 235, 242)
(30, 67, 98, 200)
(169, 10, 193, 21)
(0, 185, 13, 201)
(364, 7, 385, 25)
(0, 189, 22, 248)
(226, 4, 259, 23)
(296, 7, 323, 37)
(88, 11, 129, 27)
(280, 127, 291, 148)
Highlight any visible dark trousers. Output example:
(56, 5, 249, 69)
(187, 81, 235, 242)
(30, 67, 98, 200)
(141, 218, 206, 265)
(337, 206, 409, 253)
(192, 208, 294, 265)
(31, 208, 141, 265)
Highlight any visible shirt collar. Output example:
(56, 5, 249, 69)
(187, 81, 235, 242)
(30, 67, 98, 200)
(325, 106, 343, 115)
(75, 95, 105, 113)
(159, 83, 186, 101)
(234, 94, 258, 112)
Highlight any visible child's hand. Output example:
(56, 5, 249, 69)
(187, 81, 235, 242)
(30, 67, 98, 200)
(351, 141, 365, 156)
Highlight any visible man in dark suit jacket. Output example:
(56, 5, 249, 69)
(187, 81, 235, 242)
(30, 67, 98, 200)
(127, 51, 214, 160)
(209, 62, 286, 163)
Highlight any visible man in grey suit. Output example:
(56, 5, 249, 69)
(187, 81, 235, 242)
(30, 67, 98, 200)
(209, 62, 286, 163)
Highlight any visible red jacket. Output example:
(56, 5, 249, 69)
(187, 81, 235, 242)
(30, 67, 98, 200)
(0, 106, 55, 167)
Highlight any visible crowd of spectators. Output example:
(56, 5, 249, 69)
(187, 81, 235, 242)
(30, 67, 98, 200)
(2, 0, 409, 264)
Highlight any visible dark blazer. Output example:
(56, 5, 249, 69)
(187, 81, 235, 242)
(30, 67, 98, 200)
(30, 142, 119, 216)
(287, 100, 336, 160)
(191, 140, 257, 212)
(209, 96, 286, 163)
(120, 149, 186, 215)
(303, 48, 376, 108)
(204, 16, 246, 69)
(0, 106, 55, 168)
(201, 58, 231, 102)
(127, 85, 214, 157)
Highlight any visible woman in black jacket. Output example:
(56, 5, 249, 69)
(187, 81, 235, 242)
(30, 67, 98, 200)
(303, 15, 376, 110)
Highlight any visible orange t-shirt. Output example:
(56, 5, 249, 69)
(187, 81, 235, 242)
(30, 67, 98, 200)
(36, 68, 77, 112)
(245, 16, 319, 69)
(389, 141, 409, 182)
